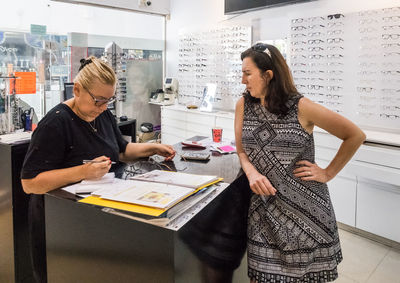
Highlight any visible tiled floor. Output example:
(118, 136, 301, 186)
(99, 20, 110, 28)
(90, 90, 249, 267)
(337, 229, 400, 283)
(233, 228, 400, 283)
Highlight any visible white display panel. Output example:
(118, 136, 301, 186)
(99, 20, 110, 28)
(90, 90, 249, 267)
(290, 6, 400, 133)
(177, 26, 252, 111)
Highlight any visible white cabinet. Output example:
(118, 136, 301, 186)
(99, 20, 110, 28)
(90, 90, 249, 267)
(185, 112, 215, 139)
(357, 179, 400, 242)
(328, 175, 357, 227)
(161, 105, 235, 144)
(352, 143, 400, 242)
(215, 115, 235, 141)
(161, 106, 187, 145)
(314, 129, 400, 243)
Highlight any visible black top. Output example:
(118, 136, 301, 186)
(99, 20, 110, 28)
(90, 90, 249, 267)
(21, 103, 128, 179)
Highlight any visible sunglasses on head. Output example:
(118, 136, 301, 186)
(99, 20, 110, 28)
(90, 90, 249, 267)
(251, 43, 272, 58)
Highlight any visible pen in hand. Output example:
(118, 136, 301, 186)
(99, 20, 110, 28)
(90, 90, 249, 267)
(82, 160, 116, 164)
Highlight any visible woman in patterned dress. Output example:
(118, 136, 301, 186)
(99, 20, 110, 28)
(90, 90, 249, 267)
(235, 43, 366, 283)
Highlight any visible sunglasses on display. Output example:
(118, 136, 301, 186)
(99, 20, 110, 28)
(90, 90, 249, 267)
(382, 34, 400, 40)
(85, 88, 116, 106)
(328, 14, 345, 20)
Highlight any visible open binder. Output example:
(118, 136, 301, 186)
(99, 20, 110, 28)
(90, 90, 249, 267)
(78, 171, 223, 217)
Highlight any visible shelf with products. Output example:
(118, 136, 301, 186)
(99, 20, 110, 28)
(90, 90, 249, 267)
(102, 42, 127, 118)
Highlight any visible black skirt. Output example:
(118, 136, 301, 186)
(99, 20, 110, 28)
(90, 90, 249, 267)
(178, 174, 252, 270)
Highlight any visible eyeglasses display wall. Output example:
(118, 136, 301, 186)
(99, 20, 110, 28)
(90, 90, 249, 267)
(102, 42, 127, 118)
(290, 6, 400, 132)
(178, 26, 251, 111)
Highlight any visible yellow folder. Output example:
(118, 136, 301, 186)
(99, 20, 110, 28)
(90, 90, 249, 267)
(78, 178, 223, 217)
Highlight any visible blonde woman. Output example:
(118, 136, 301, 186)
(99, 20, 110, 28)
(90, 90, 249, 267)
(21, 56, 175, 283)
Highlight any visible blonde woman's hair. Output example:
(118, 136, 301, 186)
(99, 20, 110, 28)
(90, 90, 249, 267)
(73, 56, 116, 90)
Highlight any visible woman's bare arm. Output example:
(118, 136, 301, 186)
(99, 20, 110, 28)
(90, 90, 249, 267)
(295, 97, 366, 182)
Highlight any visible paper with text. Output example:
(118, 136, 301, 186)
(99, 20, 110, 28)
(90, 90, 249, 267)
(130, 170, 218, 189)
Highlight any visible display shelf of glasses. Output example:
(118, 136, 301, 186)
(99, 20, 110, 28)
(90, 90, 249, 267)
(0, 76, 16, 134)
(290, 6, 400, 136)
(103, 42, 127, 118)
(177, 26, 251, 111)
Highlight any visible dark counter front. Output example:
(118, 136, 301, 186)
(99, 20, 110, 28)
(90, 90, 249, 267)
(45, 140, 245, 283)
(0, 141, 34, 283)
(46, 194, 183, 282)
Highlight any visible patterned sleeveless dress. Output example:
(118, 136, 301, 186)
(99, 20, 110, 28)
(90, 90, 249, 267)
(242, 94, 343, 283)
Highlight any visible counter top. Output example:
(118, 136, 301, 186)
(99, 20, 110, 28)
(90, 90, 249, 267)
(314, 127, 400, 148)
(363, 130, 400, 147)
(48, 137, 241, 229)
(161, 104, 235, 118)
(0, 131, 31, 144)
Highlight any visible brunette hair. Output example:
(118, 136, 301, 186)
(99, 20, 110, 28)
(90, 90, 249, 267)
(73, 56, 116, 90)
(241, 44, 299, 115)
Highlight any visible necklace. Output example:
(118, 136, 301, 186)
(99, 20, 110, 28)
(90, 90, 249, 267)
(88, 119, 97, 132)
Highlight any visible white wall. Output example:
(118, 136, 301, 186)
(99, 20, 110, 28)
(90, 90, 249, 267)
(166, 0, 399, 77)
(51, 0, 170, 15)
(1, 0, 164, 40)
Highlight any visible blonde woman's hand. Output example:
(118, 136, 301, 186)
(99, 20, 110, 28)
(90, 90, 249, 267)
(247, 171, 276, 196)
(293, 160, 330, 183)
(83, 156, 112, 180)
(155, 144, 176, 161)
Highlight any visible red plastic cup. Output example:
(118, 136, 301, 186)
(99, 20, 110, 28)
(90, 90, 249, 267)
(212, 127, 223, 143)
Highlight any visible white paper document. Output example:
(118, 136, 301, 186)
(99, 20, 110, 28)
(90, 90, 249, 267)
(80, 172, 115, 185)
(62, 173, 116, 194)
(98, 180, 194, 209)
(130, 170, 218, 189)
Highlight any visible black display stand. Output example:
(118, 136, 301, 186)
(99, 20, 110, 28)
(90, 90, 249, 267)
(118, 119, 136, 143)
(0, 141, 34, 283)
(45, 194, 201, 283)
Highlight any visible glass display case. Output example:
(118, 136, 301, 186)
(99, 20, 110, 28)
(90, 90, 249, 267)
(87, 46, 163, 129)
(0, 30, 70, 134)
(0, 30, 164, 135)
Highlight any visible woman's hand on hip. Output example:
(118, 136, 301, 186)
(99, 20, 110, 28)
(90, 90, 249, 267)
(83, 156, 112, 180)
(293, 160, 330, 183)
(247, 171, 276, 196)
